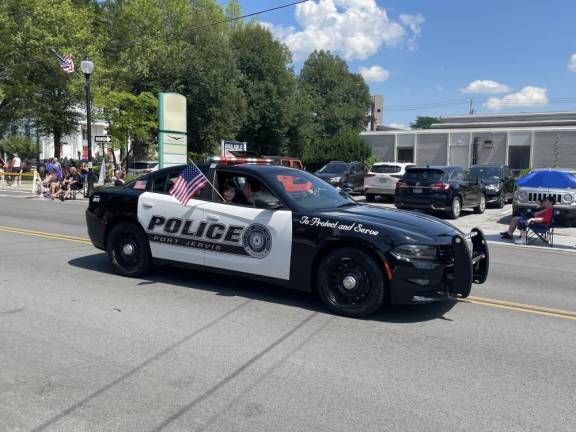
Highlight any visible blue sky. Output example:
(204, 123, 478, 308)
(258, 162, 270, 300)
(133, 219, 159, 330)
(236, 0, 576, 127)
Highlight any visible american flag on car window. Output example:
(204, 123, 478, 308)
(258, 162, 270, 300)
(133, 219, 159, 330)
(170, 163, 208, 205)
(134, 180, 147, 190)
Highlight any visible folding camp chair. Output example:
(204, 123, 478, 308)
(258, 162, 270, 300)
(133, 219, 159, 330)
(526, 214, 555, 247)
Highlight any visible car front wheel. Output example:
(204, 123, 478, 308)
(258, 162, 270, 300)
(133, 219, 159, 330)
(107, 222, 151, 277)
(317, 248, 385, 318)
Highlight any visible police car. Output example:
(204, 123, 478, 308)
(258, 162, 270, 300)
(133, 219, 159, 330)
(86, 163, 489, 318)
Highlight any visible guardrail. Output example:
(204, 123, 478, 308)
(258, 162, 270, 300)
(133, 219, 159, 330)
(0, 170, 40, 193)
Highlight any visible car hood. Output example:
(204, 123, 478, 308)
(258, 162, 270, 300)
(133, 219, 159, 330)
(316, 204, 461, 244)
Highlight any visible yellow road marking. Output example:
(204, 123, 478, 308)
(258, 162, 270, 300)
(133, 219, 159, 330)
(0, 225, 574, 320)
(462, 296, 576, 321)
(0, 226, 91, 244)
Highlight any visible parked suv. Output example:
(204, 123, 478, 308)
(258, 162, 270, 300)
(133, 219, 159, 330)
(395, 166, 486, 219)
(364, 162, 415, 202)
(315, 161, 365, 193)
(470, 165, 514, 208)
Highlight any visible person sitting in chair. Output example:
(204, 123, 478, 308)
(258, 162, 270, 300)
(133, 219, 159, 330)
(500, 197, 555, 244)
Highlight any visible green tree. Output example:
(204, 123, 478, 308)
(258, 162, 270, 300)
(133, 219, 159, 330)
(0, 0, 105, 157)
(302, 129, 372, 171)
(299, 51, 371, 139)
(101, 0, 245, 155)
(410, 116, 440, 129)
(0, 135, 36, 160)
(231, 24, 296, 155)
(98, 91, 158, 162)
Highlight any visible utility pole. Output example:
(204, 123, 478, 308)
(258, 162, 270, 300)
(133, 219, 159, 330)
(370, 96, 375, 131)
(468, 98, 475, 115)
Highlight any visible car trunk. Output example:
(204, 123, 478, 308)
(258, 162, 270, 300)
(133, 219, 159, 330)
(399, 168, 448, 196)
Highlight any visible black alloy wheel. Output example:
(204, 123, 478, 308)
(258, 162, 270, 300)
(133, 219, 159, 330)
(474, 194, 486, 214)
(107, 222, 151, 277)
(495, 192, 506, 209)
(317, 248, 385, 318)
(447, 196, 461, 219)
(365, 193, 375, 202)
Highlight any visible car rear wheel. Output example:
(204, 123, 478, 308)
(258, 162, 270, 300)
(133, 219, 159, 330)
(474, 194, 486, 214)
(365, 193, 375, 202)
(317, 248, 385, 318)
(447, 196, 461, 219)
(107, 222, 151, 277)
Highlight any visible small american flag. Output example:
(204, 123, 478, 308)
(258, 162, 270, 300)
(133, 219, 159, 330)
(170, 163, 208, 205)
(51, 49, 75, 73)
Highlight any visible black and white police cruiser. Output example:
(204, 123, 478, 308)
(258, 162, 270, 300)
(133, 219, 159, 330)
(86, 162, 489, 318)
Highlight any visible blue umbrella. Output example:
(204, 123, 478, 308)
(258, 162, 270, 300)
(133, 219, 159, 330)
(516, 169, 576, 189)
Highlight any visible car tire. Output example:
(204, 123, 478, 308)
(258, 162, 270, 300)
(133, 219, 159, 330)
(107, 222, 151, 277)
(365, 193, 375, 202)
(447, 196, 462, 219)
(474, 194, 487, 214)
(317, 248, 385, 318)
(495, 192, 506, 209)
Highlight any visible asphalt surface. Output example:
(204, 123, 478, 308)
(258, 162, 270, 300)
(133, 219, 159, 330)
(1, 194, 575, 432)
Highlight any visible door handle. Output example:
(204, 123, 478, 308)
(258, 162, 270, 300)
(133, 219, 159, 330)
(206, 215, 220, 221)
(142, 202, 154, 208)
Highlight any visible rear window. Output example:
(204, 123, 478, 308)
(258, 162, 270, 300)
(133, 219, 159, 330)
(371, 164, 401, 174)
(404, 168, 445, 181)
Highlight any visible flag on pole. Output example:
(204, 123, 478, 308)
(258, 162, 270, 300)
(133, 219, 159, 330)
(50, 49, 75, 73)
(170, 163, 208, 205)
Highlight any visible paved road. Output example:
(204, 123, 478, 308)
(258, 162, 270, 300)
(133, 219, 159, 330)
(1, 196, 575, 432)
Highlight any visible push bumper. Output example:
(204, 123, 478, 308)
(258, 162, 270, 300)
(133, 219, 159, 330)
(389, 228, 489, 303)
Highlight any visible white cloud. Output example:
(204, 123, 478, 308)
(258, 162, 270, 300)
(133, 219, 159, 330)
(399, 13, 425, 51)
(485, 86, 548, 110)
(388, 122, 408, 130)
(359, 65, 390, 82)
(462, 80, 510, 94)
(262, 1, 424, 61)
(569, 53, 576, 72)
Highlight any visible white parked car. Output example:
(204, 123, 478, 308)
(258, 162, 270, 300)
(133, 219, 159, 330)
(127, 161, 159, 177)
(364, 162, 415, 202)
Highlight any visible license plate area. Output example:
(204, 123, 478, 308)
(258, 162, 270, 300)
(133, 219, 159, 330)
(412, 188, 423, 193)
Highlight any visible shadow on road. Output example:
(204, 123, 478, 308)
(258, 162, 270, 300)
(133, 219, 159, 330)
(69, 253, 458, 324)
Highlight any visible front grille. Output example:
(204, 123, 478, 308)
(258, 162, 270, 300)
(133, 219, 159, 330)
(437, 245, 454, 265)
(526, 192, 562, 203)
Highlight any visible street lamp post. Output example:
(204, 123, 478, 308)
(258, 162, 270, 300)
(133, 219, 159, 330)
(80, 58, 95, 196)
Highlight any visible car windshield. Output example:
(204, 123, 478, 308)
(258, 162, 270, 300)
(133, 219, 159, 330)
(317, 163, 349, 174)
(404, 168, 445, 181)
(371, 164, 401, 174)
(270, 170, 357, 210)
(470, 167, 502, 180)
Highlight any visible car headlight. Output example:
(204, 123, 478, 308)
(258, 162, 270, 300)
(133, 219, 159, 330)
(518, 192, 528, 200)
(329, 177, 341, 183)
(485, 183, 501, 191)
(563, 193, 574, 203)
(391, 244, 437, 261)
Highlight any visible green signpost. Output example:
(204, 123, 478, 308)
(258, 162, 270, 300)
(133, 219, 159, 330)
(158, 93, 187, 168)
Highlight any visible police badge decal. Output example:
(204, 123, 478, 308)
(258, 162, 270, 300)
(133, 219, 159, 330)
(242, 223, 272, 258)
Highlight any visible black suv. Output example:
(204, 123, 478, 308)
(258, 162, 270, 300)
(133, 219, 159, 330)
(315, 161, 365, 193)
(470, 165, 514, 208)
(394, 166, 486, 219)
